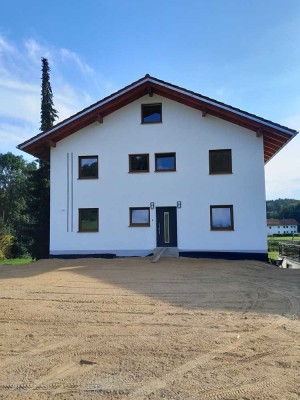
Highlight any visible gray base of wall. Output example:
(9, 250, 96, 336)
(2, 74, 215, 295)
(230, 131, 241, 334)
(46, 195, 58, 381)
(50, 250, 268, 262)
(179, 251, 268, 262)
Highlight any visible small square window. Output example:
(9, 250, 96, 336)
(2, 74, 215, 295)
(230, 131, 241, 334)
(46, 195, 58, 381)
(141, 103, 162, 124)
(129, 207, 150, 227)
(209, 150, 232, 174)
(79, 208, 99, 232)
(155, 153, 176, 172)
(79, 156, 98, 179)
(129, 154, 149, 173)
(210, 205, 234, 231)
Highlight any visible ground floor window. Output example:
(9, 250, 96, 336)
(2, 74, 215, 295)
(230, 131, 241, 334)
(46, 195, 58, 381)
(79, 208, 99, 232)
(210, 205, 234, 231)
(129, 207, 150, 227)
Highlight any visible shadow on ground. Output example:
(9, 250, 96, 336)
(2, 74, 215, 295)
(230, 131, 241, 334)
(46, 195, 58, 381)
(0, 257, 299, 316)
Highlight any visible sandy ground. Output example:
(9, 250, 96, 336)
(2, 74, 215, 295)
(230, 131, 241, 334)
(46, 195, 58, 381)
(0, 257, 299, 400)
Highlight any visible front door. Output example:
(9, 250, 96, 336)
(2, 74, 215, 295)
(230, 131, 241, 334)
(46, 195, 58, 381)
(156, 207, 177, 247)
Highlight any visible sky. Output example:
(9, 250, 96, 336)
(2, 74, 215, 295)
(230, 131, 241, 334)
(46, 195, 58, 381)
(0, 0, 300, 200)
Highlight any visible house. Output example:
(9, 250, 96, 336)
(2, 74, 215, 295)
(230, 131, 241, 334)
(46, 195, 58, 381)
(267, 219, 299, 235)
(18, 75, 298, 261)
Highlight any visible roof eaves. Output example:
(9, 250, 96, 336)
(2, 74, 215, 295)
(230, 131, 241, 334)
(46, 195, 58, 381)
(18, 76, 150, 150)
(147, 77, 298, 136)
(18, 74, 298, 151)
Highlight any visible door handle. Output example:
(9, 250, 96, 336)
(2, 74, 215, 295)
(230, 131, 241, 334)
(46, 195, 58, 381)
(158, 223, 160, 235)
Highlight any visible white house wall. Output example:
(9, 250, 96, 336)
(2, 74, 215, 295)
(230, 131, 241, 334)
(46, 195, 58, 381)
(50, 94, 267, 257)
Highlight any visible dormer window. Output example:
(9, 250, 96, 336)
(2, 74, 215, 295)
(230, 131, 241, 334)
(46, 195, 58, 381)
(141, 104, 162, 124)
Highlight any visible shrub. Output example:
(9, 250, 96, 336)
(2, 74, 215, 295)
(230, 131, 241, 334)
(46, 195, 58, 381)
(0, 234, 14, 259)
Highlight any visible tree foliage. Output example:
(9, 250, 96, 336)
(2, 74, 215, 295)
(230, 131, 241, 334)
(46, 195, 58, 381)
(266, 198, 300, 222)
(40, 57, 58, 132)
(0, 152, 37, 257)
(27, 57, 58, 260)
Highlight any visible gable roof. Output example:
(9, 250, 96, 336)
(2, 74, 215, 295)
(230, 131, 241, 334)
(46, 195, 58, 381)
(267, 218, 299, 226)
(18, 74, 298, 162)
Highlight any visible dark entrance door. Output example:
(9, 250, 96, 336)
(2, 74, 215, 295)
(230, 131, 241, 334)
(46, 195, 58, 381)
(156, 207, 177, 247)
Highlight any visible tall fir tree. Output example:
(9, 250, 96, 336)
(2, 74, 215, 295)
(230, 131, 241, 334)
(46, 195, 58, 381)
(40, 58, 58, 131)
(28, 58, 58, 259)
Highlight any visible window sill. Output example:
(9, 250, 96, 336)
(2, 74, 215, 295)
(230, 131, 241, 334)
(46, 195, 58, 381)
(210, 228, 234, 231)
(128, 224, 150, 227)
(78, 230, 99, 233)
(209, 172, 233, 175)
(128, 171, 150, 173)
(78, 177, 99, 180)
(141, 121, 162, 125)
(155, 170, 176, 173)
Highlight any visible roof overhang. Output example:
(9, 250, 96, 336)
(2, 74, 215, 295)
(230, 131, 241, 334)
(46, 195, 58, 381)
(18, 75, 298, 162)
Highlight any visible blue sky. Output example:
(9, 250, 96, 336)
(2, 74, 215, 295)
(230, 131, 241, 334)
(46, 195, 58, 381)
(1, 0, 300, 199)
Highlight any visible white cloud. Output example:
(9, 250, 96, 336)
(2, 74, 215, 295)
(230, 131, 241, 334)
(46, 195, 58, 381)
(60, 48, 94, 75)
(0, 34, 108, 156)
(265, 116, 300, 200)
(25, 39, 49, 65)
(0, 35, 18, 55)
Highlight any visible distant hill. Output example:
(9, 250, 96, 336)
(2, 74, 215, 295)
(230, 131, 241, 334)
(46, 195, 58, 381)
(266, 198, 300, 222)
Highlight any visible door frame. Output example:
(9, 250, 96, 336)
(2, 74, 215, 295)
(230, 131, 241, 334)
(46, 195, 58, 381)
(156, 206, 178, 247)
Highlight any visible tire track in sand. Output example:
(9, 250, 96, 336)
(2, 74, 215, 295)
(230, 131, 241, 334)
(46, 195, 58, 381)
(124, 288, 299, 400)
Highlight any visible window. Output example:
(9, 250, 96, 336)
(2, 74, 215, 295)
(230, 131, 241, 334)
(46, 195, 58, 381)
(155, 152, 176, 172)
(79, 156, 98, 179)
(79, 208, 99, 232)
(141, 103, 162, 124)
(210, 205, 234, 231)
(209, 149, 232, 174)
(129, 154, 149, 172)
(129, 207, 150, 227)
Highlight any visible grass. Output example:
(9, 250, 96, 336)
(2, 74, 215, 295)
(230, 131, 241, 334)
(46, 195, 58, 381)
(268, 236, 300, 241)
(268, 251, 279, 260)
(268, 236, 300, 261)
(0, 258, 33, 266)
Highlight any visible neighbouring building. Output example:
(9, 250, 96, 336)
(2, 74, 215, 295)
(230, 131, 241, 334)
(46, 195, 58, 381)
(267, 219, 299, 235)
(18, 75, 298, 260)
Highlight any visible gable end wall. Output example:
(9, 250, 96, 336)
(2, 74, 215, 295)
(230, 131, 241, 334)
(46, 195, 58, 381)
(50, 95, 267, 257)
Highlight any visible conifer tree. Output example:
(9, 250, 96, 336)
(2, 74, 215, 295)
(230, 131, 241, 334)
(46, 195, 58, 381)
(28, 58, 58, 259)
(40, 58, 58, 131)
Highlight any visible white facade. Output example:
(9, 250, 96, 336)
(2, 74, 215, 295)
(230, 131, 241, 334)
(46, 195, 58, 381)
(268, 225, 298, 235)
(50, 94, 267, 258)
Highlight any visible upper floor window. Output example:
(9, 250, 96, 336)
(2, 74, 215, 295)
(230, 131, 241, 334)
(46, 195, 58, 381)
(129, 154, 149, 173)
(209, 149, 232, 174)
(210, 205, 234, 231)
(141, 103, 162, 124)
(155, 152, 176, 172)
(79, 156, 98, 179)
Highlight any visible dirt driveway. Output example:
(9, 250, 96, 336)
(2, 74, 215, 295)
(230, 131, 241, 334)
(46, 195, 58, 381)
(0, 257, 299, 399)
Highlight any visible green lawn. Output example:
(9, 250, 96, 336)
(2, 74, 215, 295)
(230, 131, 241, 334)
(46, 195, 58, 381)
(0, 258, 33, 266)
(268, 236, 300, 241)
(268, 236, 300, 261)
(268, 251, 279, 260)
